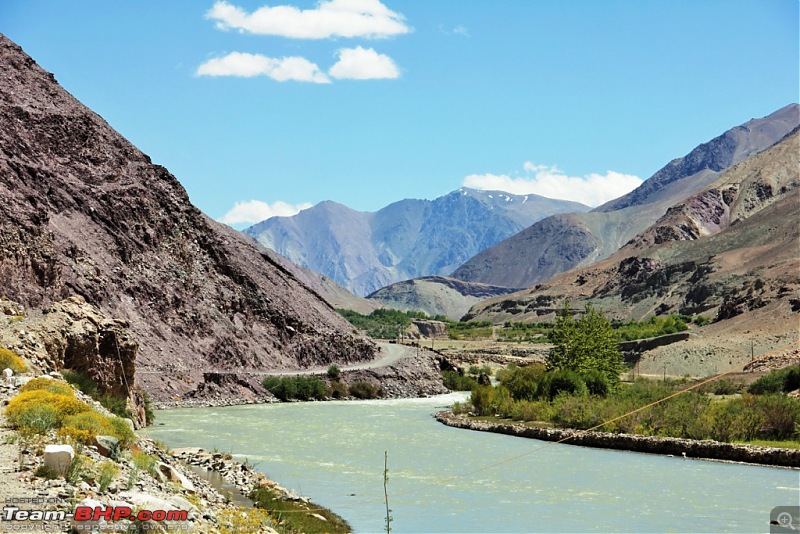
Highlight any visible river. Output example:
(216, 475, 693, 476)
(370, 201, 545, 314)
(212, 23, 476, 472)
(146, 394, 799, 533)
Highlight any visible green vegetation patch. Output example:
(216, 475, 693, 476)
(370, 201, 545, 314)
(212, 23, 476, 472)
(250, 486, 350, 534)
(748, 365, 800, 395)
(446, 320, 493, 340)
(262, 375, 327, 401)
(464, 376, 800, 443)
(612, 314, 689, 341)
(61, 369, 135, 419)
(338, 308, 427, 339)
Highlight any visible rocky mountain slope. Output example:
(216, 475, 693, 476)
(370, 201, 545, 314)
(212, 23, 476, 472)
(0, 34, 376, 401)
(464, 128, 800, 329)
(245, 188, 588, 296)
(365, 276, 517, 320)
(451, 104, 799, 289)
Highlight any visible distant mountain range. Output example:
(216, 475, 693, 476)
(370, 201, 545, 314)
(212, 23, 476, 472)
(464, 125, 800, 325)
(450, 104, 800, 289)
(245, 189, 588, 296)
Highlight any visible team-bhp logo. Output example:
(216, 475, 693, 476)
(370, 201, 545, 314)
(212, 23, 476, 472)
(2, 503, 189, 531)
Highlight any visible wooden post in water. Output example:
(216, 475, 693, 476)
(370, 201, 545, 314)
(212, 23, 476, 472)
(384, 451, 392, 533)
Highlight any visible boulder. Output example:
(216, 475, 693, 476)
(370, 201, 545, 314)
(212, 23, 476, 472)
(43, 444, 74, 476)
(157, 462, 195, 492)
(94, 435, 120, 459)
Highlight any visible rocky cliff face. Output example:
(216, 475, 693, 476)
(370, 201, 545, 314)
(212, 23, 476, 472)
(451, 105, 800, 289)
(0, 34, 376, 401)
(245, 188, 588, 296)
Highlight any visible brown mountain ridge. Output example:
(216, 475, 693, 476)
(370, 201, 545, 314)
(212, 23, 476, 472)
(0, 34, 376, 401)
(464, 127, 800, 327)
(451, 104, 799, 290)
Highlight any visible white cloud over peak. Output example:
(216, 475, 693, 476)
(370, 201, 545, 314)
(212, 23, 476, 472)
(196, 52, 330, 83)
(219, 200, 313, 226)
(329, 46, 399, 79)
(206, 0, 410, 39)
(463, 162, 642, 207)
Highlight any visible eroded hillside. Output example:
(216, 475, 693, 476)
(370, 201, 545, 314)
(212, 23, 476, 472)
(0, 34, 376, 401)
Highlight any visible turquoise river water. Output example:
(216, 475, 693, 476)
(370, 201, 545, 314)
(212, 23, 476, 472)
(147, 393, 799, 533)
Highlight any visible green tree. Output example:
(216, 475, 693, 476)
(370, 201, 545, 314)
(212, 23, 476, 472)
(547, 301, 623, 385)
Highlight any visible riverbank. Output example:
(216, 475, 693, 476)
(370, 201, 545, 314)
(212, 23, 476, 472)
(0, 376, 351, 533)
(435, 410, 800, 468)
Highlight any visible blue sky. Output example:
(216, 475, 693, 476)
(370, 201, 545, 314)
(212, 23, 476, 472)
(2, 1, 798, 227)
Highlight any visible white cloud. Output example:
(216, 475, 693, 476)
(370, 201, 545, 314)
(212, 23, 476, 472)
(329, 46, 399, 79)
(206, 0, 410, 39)
(463, 162, 642, 207)
(439, 24, 469, 36)
(219, 200, 313, 225)
(197, 52, 330, 83)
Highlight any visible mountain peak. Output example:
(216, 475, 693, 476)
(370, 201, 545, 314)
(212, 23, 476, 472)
(245, 187, 588, 295)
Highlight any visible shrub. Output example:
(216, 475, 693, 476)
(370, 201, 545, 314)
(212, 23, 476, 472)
(451, 401, 471, 415)
(33, 464, 60, 480)
(218, 507, 274, 534)
(58, 411, 136, 446)
(20, 377, 75, 397)
(649, 392, 711, 439)
(327, 380, 348, 399)
(140, 390, 155, 425)
(98, 394, 133, 419)
(61, 369, 99, 397)
(704, 396, 764, 442)
(0, 347, 27, 373)
(327, 364, 341, 381)
(262, 376, 327, 401)
(469, 385, 513, 417)
(544, 369, 588, 400)
(6, 390, 91, 430)
(132, 450, 159, 478)
(755, 393, 800, 440)
(697, 378, 743, 395)
(97, 461, 120, 494)
(464, 365, 493, 377)
(501, 364, 547, 401)
(14, 404, 60, 434)
(580, 369, 612, 397)
(508, 400, 553, 422)
(348, 382, 382, 399)
(442, 370, 479, 391)
(748, 365, 800, 395)
(551, 394, 602, 429)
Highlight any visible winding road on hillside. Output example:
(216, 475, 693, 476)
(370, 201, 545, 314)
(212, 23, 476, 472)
(260, 342, 417, 376)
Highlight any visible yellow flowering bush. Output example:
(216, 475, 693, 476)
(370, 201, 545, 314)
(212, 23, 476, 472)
(0, 347, 27, 373)
(20, 377, 75, 396)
